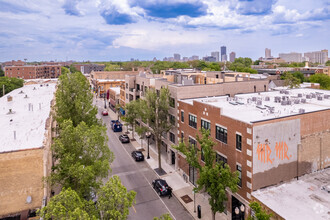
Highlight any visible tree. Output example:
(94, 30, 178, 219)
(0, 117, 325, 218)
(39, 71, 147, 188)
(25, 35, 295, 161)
(55, 71, 99, 127)
(326, 60, 330, 66)
(253, 60, 261, 65)
(97, 176, 136, 220)
(175, 129, 239, 220)
(309, 73, 330, 89)
(122, 100, 140, 140)
(248, 201, 272, 220)
(38, 188, 96, 220)
(292, 71, 305, 83)
(0, 68, 4, 77)
(281, 72, 301, 88)
(138, 87, 172, 170)
(0, 76, 24, 97)
(50, 120, 114, 198)
(153, 213, 173, 220)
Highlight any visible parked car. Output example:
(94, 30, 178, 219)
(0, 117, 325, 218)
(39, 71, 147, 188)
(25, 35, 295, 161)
(152, 179, 170, 196)
(102, 110, 108, 116)
(131, 150, 144, 161)
(119, 134, 130, 143)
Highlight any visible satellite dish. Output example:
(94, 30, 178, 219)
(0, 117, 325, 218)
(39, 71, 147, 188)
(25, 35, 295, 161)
(26, 196, 32, 204)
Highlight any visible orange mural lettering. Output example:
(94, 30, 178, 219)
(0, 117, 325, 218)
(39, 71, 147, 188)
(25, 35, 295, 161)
(257, 141, 292, 164)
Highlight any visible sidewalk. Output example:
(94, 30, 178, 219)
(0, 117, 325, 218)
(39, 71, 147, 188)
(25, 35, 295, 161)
(104, 105, 228, 220)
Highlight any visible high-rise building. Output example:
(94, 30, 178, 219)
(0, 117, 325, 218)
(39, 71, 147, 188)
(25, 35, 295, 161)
(304, 50, 328, 64)
(279, 52, 302, 63)
(174, 53, 181, 61)
(229, 52, 236, 62)
(190, 55, 199, 61)
(211, 51, 220, 62)
(221, 46, 227, 61)
(265, 48, 271, 58)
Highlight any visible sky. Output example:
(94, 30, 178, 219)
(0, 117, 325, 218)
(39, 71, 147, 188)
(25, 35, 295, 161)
(0, 0, 329, 62)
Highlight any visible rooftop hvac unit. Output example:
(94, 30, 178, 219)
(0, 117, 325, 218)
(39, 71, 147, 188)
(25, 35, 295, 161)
(298, 93, 303, 97)
(294, 99, 300, 104)
(274, 96, 281, 103)
(306, 94, 311, 99)
(324, 95, 330, 99)
(252, 97, 257, 101)
(287, 100, 292, 105)
(281, 100, 287, 105)
(301, 98, 306, 103)
(280, 90, 285, 94)
(299, 109, 305, 114)
(257, 100, 262, 106)
(282, 96, 286, 100)
(311, 93, 316, 98)
(284, 91, 289, 95)
(317, 96, 323, 101)
(270, 107, 275, 113)
(265, 97, 270, 101)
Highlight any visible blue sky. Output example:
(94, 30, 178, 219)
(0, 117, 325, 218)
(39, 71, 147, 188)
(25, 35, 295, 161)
(0, 0, 329, 62)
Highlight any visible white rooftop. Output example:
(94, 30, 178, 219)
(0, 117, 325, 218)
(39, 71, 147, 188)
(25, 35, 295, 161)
(180, 88, 330, 124)
(109, 87, 121, 94)
(252, 168, 330, 220)
(0, 83, 56, 153)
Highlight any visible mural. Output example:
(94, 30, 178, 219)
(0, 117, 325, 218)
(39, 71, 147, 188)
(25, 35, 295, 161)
(253, 119, 300, 174)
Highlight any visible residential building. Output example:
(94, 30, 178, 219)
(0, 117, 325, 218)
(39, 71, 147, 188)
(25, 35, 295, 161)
(279, 52, 303, 62)
(108, 87, 121, 112)
(177, 88, 330, 219)
(265, 48, 272, 58)
(230, 52, 236, 62)
(211, 51, 220, 62)
(221, 46, 227, 61)
(174, 53, 181, 61)
(4, 65, 61, 79)
(0, 81, 56, 219)
(80, 63, 105, 74)
(304, 50, 328, 64)
(124, 71, 269, 171)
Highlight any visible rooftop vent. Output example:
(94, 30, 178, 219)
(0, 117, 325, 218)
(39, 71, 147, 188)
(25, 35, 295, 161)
(252, 97, 257, 102)
(24, 94, 28, 98)
(7, 95, 13, 102)
(301, 98, 306, 103)
(265, 97, 270, 101)
(299, 108, 305, 114)
(306, 94, 312, 99)
(281, 100, 287, 106)
(294, 99, 300, 104)
(19, 90, 24, 94)
(257, 100, 262, 106)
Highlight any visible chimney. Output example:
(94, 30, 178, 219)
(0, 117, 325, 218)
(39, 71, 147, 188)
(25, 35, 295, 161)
(7, 95, 13, 102)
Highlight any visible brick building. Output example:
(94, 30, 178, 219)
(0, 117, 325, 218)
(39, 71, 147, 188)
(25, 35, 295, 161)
(177, 88, 330, 219)
(0, 81, 56, 219)
(4, 65, 61, 79)
(124, 71, 269, 171)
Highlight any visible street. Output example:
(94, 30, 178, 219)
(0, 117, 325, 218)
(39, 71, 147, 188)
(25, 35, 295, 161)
(95, 99, 193, 220)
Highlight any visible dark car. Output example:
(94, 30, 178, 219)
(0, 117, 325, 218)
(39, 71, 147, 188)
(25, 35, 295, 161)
(131, 151, 144, 161)
(119, 134, 130, 143)
(152, 179, 170, 196)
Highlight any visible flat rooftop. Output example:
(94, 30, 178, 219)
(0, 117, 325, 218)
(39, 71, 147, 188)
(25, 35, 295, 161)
(0, 83, 56, 153)
(180, 88, 330, 124)
(109, 87, 121, 94)
(252, 168, 330, 220)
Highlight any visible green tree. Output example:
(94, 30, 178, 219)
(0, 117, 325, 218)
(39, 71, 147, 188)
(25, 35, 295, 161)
(38, 188, 96, 220)
(309, 73, 330, 89)
(50, 120, 114, 198)
(69, 64, 80, 73)
(253, 60, 261, 65)
(153, 213, 173, 220)
(0, 68, 4, 77)
(281, 72, 301, 88)
(0, 76, 24, 97)
(248, 201, 272, 220)
(61, 66, 69, 75)
(55, 71, 99, 127)
(138, 87, 172, 170)
(326, 60, 330, 66)
(292, 71, 305, 83)
(122, 100, 140, 140)
(98, 176, 136, 220)
(175, 129, 239, 220)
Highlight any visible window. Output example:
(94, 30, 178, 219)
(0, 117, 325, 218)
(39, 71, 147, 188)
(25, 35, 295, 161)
(215, 125, 227, 144)
(162, 131, 167, 139)
(201, 119, 210, 131)
(136, 84, 140, 91)
(189, 165, 198, 186)
(181, 111, 184, 122)
(180, 132, 184, 143)
(189, 137, 197, 147)
(169, 114, 176, 125)
(170, 132, 175, 143)
(189, 114, 197, 129)
(237, 165, 242, 187)
(236, 134, 242, 151)
(201, 147, 205, 162)
(216, 153, 227, 166)
(126, 83, 128, 89)
(169, 97, 175, 108)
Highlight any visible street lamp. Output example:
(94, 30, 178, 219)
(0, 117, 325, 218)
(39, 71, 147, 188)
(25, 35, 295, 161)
(146, 131, 151, 159)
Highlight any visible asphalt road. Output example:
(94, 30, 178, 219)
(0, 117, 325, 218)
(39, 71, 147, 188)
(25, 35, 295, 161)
(95, 100, 193, 220)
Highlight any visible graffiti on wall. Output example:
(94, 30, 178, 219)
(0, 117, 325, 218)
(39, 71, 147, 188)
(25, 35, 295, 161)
(256, 141, 292, 164)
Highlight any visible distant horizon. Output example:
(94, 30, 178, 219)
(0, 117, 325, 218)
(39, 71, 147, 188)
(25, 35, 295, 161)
(0, 0, 329, 62)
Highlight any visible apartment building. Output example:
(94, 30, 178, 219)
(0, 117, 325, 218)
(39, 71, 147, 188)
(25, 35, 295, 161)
(279, 52, 303, 62)
(0, 81, 56, 219)
(304, 50, 328, 64)
(176, 88, 330, 219)
(4, 65, 61, 79)
(124, 71, 269, 171)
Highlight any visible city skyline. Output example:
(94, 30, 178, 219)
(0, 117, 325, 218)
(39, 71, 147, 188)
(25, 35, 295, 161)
(0, 0, 329, 62)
